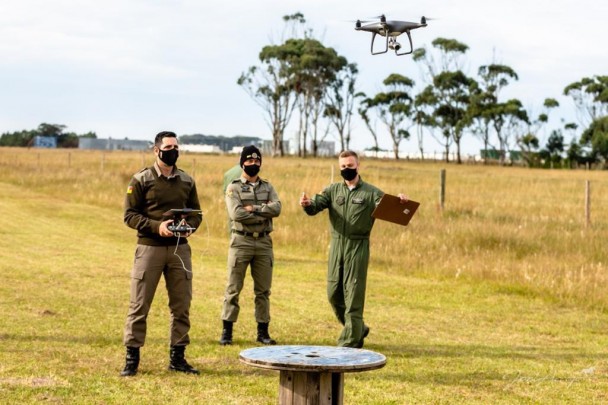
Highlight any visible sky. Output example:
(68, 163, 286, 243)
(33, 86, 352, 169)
(1, 0, 606, 156)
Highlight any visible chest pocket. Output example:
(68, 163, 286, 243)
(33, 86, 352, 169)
(256, 191, 270, 202)
(240, 191, 256, 204)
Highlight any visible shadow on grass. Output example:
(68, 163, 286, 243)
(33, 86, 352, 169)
(371, 342, 607, 363)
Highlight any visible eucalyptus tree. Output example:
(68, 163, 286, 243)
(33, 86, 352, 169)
(417, 70, 477, 163)
(237, 46, 298, 156)
(580, 115, 608, 167)
(413, 38, 469, 79)
(518, 133, 540, 167)
(368, 74, 416, 159)
(470, 64, 519, 164)
(357, 94, 382, 155)
(515, 98, 559, 165)
(490, 99, 529, 164)
(563, 75, 608, 127)
(324, 63, 359, 152)
(413, 38, 471, 162)
(284, 38, 347, 157)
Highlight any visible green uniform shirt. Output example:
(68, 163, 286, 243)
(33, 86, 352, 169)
(304, 177, 384, 239)
(124, 163, 202, 246)
(225, 177, 281, 234)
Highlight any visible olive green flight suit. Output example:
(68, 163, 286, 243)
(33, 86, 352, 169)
(304, 178, 383, 347)
(222, 177, 281, 323)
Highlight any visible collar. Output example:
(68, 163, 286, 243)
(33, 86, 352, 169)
(154, 161, 178, 179)
(240, 176, 263, 185)
(343, 176, 362, 190)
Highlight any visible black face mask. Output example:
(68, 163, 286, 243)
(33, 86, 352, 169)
(243, 164, 260, 177)
(159, 148, 179, 166)
(340, 167, 358, 181)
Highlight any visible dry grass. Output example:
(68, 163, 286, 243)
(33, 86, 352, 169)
(4, 148, 606, 307)
(1, 147, 608, 403)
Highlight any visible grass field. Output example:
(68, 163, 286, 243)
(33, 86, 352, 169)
(1, 147, 608, 403)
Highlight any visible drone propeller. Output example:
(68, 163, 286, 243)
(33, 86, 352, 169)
(347, 19, 374, 23)
(370, 14, 387, 23)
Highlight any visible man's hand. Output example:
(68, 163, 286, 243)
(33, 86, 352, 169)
(397, 193, 409, 204)
(300, 192, 311, 207)
(159, 219, 175, 237)
(243, 205, 254, 212)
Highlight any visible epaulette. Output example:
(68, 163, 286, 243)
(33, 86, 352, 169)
(133, 167, 155, 183)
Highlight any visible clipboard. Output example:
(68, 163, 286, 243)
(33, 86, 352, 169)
(372, 194, 420, 226)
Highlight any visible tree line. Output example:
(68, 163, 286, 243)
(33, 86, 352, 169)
(0, 123, 96, 148)
(238, 13, 608, 168)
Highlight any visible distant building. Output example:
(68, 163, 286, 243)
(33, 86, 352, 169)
(79, 138, 151, 151)
(33, 136, 57, 148)
(313, 141, 335, 157)
(180, 144, 222, 153)
(261, 140, 290, 156)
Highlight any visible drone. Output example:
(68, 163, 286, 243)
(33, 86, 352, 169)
(355, 14, 428, 56)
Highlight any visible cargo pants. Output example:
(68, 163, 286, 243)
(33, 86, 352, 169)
(123, 244, 193, 347)
(221, 234, 273, 323)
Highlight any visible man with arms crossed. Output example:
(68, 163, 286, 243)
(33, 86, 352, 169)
(220, 145, 281, 345)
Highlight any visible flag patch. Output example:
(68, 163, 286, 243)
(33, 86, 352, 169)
(127, 185, 133, 194)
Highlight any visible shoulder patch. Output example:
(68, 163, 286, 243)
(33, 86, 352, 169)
(126, 185, 133, 194)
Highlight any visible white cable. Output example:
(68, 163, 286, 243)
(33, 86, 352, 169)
(173, 232, 192, 274)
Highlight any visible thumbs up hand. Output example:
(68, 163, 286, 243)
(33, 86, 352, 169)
(300, 192, 312, 207)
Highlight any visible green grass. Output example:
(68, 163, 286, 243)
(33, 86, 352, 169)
(1, 148, 608, 403)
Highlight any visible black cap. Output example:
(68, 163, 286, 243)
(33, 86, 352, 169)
(240, 145, 262, 167)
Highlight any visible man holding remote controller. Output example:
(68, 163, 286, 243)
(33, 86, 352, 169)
(121, 131, 202, 376)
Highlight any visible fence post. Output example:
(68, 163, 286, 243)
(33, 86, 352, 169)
(68, 152, 71, 168)
(585, 180, 591, 228)
(439, 169, 446, 211)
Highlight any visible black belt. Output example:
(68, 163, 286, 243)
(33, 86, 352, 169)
(232, 230, 270, 238)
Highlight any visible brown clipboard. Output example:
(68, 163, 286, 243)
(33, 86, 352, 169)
(372, 194, 420, 226)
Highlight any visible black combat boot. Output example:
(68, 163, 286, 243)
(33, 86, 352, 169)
(219, 320, 233, 346)
(168, 345, 200, 375)
(256, 322, 277, 345)
(120, 346, 140, 377)
(356, 325, 370, 349)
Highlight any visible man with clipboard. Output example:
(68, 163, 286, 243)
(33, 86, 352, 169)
(299, 150, 412, 348)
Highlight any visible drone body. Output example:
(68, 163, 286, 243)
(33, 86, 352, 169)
(355, 15, 428, 56)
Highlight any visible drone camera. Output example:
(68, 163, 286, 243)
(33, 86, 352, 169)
(394, 42, 401, 51)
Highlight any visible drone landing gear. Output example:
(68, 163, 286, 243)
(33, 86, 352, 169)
(370, 32, 388, 55)
(393, 32, 414, 56)
(370, 32, 414, 56)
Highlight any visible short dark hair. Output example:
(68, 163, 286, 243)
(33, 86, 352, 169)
(155, 131, 177, 147)
(339, 150, 359, 162)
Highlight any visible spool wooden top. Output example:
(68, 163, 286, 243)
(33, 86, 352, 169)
(239, 345, 386, 373)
